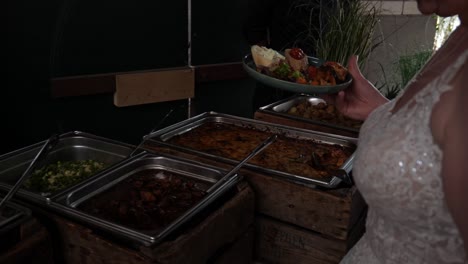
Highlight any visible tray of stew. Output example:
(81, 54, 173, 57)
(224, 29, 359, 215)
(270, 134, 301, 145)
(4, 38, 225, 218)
(258, 94, 363, 134)
(144, 112, 357, 188)
(51, 153, 241, 246)
(0, 131, 135, 204)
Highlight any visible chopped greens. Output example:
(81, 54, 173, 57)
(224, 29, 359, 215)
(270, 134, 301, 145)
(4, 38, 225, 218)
(291, 70, 304, 79)
(24, 160, 105, 193)
(273, 62, 292, 79)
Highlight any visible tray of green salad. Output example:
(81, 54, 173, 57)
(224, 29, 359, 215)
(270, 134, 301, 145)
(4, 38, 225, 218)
(0, 131, 135, 205)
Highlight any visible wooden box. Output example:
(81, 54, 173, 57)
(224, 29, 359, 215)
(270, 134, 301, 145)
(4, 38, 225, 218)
(0, 216, 54, 264)
(251, 109, 366, 263)
(254, 212, 366, 264)
(43, 182, 255, 264)
(246, 171, 365, 240)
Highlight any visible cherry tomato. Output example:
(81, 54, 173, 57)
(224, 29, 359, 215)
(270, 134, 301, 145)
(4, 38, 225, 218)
(289, 48, 305, 60)
(307, 65, 318, 79)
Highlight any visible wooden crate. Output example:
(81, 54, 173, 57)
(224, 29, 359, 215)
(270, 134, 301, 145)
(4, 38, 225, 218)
(246, 170, 365, 240)
(254, 111, 359, 138)
(0, 216, 55, 264)
(45, 181, 255, 264)
(254, 211, 366, 264)
(210, 226, 255, 264)
(251, 109, 366, 263)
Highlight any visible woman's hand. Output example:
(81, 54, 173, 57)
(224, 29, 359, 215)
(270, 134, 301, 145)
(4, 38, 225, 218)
(323, 55, 389, 121)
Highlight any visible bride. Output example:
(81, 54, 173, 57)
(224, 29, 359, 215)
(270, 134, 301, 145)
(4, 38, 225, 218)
(328, 0, 468, 263)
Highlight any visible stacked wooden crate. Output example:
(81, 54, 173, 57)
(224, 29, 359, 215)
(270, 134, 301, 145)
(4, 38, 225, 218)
(253, 108, 366, 264)
(252, 174, 366, 264)
(0, 215, 54, 264)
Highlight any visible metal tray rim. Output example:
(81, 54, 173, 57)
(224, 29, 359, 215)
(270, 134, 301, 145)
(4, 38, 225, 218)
(0, 131, 136, 205)
(145, 111, 357, 188)
(146, 111, 358, 144)
(50, 152, 241, 247)
(63, 153, 224, 207)
(258, 94, 360, 134)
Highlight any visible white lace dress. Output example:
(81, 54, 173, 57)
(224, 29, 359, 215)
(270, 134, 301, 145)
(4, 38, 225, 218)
(340, 51, 468, 263)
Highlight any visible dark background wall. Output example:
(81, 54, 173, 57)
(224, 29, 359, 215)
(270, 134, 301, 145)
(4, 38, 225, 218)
(4, 0, 319, 155)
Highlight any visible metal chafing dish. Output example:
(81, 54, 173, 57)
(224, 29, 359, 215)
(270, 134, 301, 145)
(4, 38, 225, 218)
(51, 153, 241, 247)
(144, 111, 357, 188)
(0, 131, 135, 205)
(258, 94, 361, 135)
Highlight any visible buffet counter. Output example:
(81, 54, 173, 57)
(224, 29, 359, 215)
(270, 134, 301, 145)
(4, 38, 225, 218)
(0, 94, 366, 264)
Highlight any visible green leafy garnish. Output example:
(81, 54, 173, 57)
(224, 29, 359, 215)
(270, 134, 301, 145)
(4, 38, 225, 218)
(273, 62, 292, 79)
(24, 160, 106, 193)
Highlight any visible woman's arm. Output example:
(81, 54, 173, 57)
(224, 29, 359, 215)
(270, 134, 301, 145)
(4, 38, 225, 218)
(441, 76, 468, 254)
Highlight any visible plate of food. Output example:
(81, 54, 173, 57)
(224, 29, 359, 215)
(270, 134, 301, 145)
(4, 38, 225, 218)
(243, 45, 353, 94)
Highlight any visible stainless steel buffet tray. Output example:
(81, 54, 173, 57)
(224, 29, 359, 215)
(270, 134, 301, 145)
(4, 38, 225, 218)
(145, 111, 357, 188)
(258, 94, 361, 135)
(0, 131, 135, 204)
(51, 153, 241, 247)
